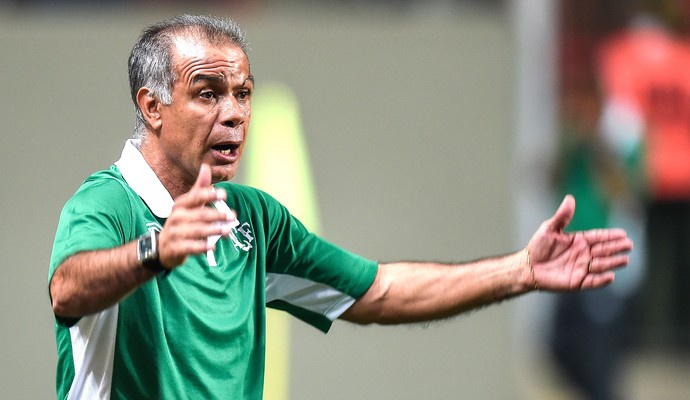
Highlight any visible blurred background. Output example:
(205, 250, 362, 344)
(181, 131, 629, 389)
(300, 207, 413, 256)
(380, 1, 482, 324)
(1, 0, 688, 398)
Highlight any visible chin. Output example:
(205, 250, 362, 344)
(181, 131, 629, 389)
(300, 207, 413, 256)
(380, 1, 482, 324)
(211, 166, 237, 183)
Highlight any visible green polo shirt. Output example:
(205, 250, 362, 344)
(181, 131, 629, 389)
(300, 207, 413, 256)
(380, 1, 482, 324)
(49, 140, 377, 399)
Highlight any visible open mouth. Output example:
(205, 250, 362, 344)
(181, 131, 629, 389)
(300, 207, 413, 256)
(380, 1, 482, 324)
(212, 143, 240, 156)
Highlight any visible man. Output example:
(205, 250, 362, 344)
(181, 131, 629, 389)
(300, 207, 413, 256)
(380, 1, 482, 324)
(48, 15, 633, 399)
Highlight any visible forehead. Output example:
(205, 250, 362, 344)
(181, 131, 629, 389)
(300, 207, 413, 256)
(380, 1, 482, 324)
(170, 35, 250, 82)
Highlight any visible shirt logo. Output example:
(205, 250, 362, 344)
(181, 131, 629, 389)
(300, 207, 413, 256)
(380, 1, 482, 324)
(206, 218, 254, 267)
(228, 222, 254, 252)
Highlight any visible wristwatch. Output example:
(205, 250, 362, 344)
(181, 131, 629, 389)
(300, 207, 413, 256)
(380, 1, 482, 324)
(137, 231, 166, 273)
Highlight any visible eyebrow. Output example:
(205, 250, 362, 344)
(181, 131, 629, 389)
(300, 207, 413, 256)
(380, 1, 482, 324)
(192, 74, 255, 87)
(192, 74, 225, 85)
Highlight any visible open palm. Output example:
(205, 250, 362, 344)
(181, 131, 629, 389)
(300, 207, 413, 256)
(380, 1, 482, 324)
(527, 195, 633, 291)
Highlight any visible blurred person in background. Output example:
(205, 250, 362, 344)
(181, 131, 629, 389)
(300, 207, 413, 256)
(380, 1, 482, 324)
(549, 76, 641, 400)
(597, 0, 690, 352)
(546, 2, 655, 399)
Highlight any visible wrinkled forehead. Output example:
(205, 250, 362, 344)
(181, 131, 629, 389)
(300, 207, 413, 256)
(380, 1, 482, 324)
(170, 33, 245, 64)
(169, 34, 250, 81)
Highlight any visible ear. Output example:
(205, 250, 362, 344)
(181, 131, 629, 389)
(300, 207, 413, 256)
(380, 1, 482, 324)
(136, 87, 163, 132)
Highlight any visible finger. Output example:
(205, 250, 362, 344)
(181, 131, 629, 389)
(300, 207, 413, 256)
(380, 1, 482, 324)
(168, 222, 232, 240)
(167, 204, 233, 229)
(158, 235, 214, 268)
(174, 164, 225, 208)
(165, 212, 234, 238)
(549, 195, 575, 232)
(590, 237, 634, 257)
(581, 271, 615, 289)
(582, 228, 629, 243)
(159, 224, 228, 265)
(194, 163, 212, 189)
(589, 254, 630, 273)
(190, 207, 235, 223)
(174, 186, 226, 209)
(168, 238, 216, 257)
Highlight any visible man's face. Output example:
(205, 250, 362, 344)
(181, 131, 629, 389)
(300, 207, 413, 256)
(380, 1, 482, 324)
(157, 36, 253, 185)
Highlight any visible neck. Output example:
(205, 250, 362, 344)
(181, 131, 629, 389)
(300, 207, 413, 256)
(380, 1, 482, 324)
(139, 136, 194, 199)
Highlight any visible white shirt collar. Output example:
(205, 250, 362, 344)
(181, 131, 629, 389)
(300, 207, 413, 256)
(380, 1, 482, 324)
(114, 139, 174, 218)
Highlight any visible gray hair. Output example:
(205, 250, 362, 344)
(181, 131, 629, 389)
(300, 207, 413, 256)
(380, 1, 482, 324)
(128, 15, 249, 139)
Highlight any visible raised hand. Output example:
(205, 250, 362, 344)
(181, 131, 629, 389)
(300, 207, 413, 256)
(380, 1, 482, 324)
(158, 164, 237, 269)
(526, 195, 633, 291)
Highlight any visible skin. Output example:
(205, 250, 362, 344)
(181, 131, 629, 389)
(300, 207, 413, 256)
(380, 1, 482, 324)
(50, 32, 634, 324)
(342, 195, 633, 324)
(138, 35, 254, 197)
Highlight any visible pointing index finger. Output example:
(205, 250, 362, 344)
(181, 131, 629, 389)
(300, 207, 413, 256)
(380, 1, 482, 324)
(175, 164, 224, 208)
(194, 163, 212, 189)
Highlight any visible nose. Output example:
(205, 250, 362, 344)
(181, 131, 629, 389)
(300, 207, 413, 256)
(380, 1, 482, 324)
(219, 96, 247, 128)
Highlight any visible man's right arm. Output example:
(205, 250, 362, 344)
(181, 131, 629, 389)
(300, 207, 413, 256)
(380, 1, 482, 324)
(50, 164, 236, 320)
(50, 242, 156, 318)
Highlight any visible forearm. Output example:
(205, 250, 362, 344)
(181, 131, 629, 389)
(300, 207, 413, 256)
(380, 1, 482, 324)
(344, 250, 533, 324)
(343, 196, 633, 324)
(50, 241, 157, 318)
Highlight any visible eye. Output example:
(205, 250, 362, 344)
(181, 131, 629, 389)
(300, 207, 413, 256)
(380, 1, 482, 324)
(200, 90, 217, 100)
(236, 89, 251, 102)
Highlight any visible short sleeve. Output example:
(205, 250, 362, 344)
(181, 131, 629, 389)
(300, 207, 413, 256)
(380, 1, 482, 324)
(49, 176, 135, 281)
(257, 190, 378, 332)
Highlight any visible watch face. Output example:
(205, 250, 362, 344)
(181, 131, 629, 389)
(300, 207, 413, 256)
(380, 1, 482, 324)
(138, 231, 165, 273)
(138, 232, 156, 261)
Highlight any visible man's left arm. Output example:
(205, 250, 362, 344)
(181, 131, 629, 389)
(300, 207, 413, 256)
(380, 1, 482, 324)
(341, 253, 528, 324)
(341, 195, 633, 325)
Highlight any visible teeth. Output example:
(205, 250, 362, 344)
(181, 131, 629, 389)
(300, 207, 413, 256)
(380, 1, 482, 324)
(219, 149, 232, 155)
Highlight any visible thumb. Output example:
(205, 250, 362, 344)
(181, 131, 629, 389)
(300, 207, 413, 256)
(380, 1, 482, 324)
(193, 163, 212, 189)
(549, 194, 575, 232)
